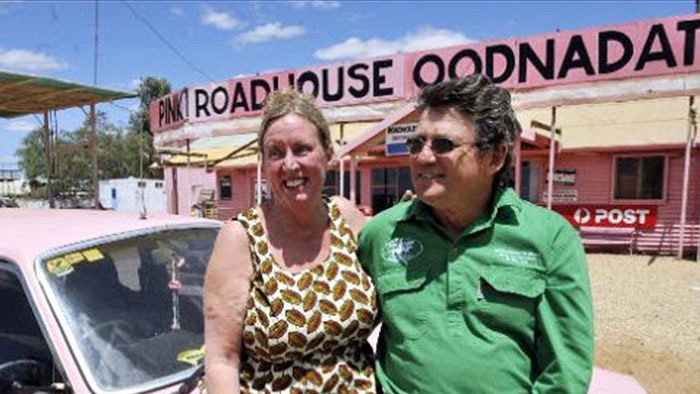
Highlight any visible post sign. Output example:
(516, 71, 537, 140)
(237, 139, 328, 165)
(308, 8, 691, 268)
(151, 14, 700, 133)
(385, 123, 417, 156)
(552, 204, 657, 229)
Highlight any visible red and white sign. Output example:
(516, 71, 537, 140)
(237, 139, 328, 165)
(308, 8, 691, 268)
(553, 204, 657, 229)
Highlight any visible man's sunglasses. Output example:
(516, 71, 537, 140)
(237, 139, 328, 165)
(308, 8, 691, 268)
(405, 136, 475, 155)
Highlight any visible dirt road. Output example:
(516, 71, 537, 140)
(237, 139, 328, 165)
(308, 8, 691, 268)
(589, 254, 700, 394)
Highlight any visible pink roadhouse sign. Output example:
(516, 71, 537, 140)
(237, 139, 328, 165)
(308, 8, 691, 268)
(151, 13, 700, 133)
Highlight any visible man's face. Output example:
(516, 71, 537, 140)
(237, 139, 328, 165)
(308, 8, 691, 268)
(409, 107, 505, 212)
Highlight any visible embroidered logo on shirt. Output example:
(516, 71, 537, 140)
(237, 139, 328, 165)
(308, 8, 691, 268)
(494, 248, 541, 265)
(382, 237, 424, 265)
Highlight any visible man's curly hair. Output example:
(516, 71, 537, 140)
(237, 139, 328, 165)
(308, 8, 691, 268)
(417, 74, 522, 188)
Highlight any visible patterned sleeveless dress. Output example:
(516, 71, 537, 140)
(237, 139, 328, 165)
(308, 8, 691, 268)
(236, 202, 378, 393)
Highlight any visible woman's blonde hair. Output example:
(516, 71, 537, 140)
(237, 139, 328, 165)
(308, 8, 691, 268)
(259, 88, 332, 155)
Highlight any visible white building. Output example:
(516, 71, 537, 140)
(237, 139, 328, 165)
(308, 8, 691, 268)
(99, 178, 167, 214)
(0, 179, 29, 196)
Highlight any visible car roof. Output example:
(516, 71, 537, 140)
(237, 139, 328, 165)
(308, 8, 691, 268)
(0, 208, 220, 268)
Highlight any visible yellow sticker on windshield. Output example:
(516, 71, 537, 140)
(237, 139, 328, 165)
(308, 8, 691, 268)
(177, 345, 205, 366)
(64, 252, 85, 265)
(46, 257, 74, 277)
(81, 248, 104, 262)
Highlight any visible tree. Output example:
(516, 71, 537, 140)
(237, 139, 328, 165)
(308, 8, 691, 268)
(16, 111, 121, 197)
(131, 76, 172, 136)
(15, 77, 173, 197)
(16, 127, 46, 182)
(126, 76, 171, 178)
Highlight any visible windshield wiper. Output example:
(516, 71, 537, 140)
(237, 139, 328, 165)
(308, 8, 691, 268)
(176, 364, 204, 394)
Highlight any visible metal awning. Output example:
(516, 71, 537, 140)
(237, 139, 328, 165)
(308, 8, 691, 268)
(0, 70, 135, 118)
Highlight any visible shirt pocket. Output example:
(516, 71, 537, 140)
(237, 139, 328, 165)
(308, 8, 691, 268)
(375, 272, 429, 341)
(472, 266, 545, 341)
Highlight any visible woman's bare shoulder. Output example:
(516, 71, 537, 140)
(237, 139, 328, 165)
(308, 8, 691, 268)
(206, 219, 253, 283)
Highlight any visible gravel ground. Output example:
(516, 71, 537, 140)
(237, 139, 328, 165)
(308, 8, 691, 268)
(589, 253, 700, 394)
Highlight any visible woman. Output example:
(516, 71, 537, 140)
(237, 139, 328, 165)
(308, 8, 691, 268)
(204, 89, 377, 393)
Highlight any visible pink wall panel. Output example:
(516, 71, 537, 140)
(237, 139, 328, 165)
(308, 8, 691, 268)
(359, 166, 372, 208)
(164, 168, 175, 214)
(554, 154, 612, 204)
(215, 169, 256, 220)
(174, 167, 217, 216)
(547, 148, 699, 254)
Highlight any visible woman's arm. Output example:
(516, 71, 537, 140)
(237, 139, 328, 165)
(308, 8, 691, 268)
(331, 196, 368, 234)
(203, 220, 254, 394)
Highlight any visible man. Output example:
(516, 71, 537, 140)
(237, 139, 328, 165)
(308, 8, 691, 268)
(359, 74, 594, 393)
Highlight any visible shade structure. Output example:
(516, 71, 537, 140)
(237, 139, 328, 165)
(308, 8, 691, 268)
(0, 70, 135, 118)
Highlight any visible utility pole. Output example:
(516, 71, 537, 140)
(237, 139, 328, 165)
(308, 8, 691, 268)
(91, 0, 100, 209)
(90, 104, 98, 208)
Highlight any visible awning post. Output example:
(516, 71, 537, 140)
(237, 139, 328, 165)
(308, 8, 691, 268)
(339, 157, 345, 198)
(678, 96, 697, 259)
(43, 111, 54, 208)
(350, 157, 357, 204)
(338, 122, 345, 198)
(546, 107, 557, 210)
(514, 135, 522, 195)
(256, 150, 262, 205)
(186, 138, 192, 213)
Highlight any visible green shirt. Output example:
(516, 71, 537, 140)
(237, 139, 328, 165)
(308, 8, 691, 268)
(358, 188, 594, 394)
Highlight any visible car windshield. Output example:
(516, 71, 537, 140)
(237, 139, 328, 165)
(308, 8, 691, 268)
(39, 226, 218, 392)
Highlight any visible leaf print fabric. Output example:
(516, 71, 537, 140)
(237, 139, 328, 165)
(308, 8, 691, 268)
(236, 202, 378, 393)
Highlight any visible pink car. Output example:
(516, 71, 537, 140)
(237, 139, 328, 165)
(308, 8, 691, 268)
(0, 209, 219, 394)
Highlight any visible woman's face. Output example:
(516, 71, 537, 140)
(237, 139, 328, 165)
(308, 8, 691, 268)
(262, 113, 330, 208)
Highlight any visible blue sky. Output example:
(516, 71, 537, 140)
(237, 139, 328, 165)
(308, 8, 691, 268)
(0, 0, 694, 169)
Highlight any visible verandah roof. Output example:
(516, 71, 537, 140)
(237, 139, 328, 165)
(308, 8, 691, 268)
(0, 70, 135, 118)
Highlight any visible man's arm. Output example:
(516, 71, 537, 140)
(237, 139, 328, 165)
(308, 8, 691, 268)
(532, 224, 594, 394)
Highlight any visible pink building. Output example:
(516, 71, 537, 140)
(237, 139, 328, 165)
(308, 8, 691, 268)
(151, 13, 700, 256)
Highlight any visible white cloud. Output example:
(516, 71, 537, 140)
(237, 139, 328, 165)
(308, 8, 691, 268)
(345, 12, 373, 22)
(6, 119, 37, 132)
(288, 1, 341, 9)
(0, 48, 68, 71)
(235, 23, 305, 45)
(169, 7, 184, 17)
(201, 5, 243, 30)
(315, 26, 473, 61)
(129, 78, 142, 90)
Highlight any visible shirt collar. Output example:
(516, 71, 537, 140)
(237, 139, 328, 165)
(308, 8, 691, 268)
(399, 187, 523, 229)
